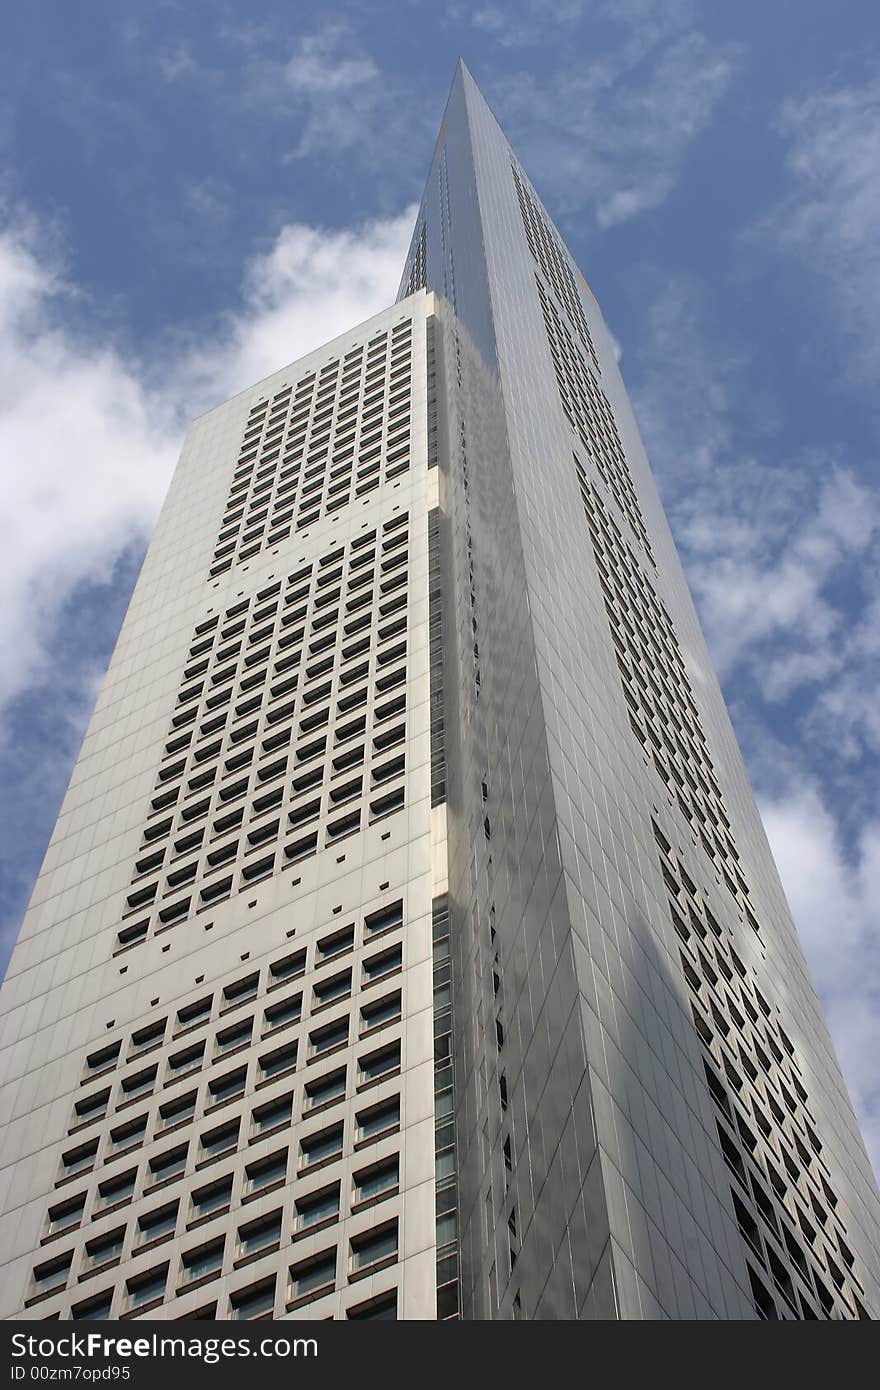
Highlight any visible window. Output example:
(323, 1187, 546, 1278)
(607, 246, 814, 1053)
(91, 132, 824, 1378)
(230, 1276, 276, 1321)
(138, 1202, 178, 1246)
(130, 1019, 166, 1056)
(245, 1149, 288, 1195)
(200, 1120, 239, 1162)
(158, 1090, 196, 1132)
(97, 1169, 136, 1209)
(350, 1220, 398, 1274)
(361, 992, 401, 1034)
(167, 1041, 205, 1079)
(73, 1088, 110, 1127)
(208, 1067, 246, 1107)
(177, 996, 212, 1032)
(237, 1211, 282, 1260)
(356, 1097, 400, 1144)
(309, 1017, 349, 1058)
(363, 945, 402, 984)
(313, 970, 352, 1009)
(31, 1251, 72, 1297)
(120, 1065, 157, 1102)
(268, 950, 306, 989)
(353, 1157, 399, 1208)
(84, 1041, 121, 1077)
(126, 1264, 168, 1311)
(316, 926, 354, 963)
(301, 1122, 343, 1170)
(109, 1115, 147, 1154)
(60, 1138, 98, 1177)
(347, 1289, 398, 1319)
(252, 1092, 293, 1136)
(191, 1177, 232, 1222)
(148, 1145, 187, 1188)
(304, 1068, 346, 1113)
(258, 1040, 298, 1082)
(264, 993, 302, 1033)
(85, 1228, 125, 1268)
(71, 1289, 113, 1321)
(181, 1238, 224, 1285)
(223, 973, 259, 1011)
(216, 1019, 252, 1055)
(288, 1249, 337, 1306)
(42, 1199, 81, 1250)
(295, 1182, 340, 1233)
(359, 1042, 400, 1087)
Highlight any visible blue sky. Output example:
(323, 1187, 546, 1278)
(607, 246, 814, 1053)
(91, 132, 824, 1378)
(1, 1, 877, 1169)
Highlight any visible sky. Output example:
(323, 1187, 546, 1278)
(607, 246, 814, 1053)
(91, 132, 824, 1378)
(0, 0, 877, 1172)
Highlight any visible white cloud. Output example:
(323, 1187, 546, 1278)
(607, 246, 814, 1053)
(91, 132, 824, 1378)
(631, 277, 880, 724)
(761, 785, 880, 1175)
(0, 204, 415, 717)
(488, 10, 739, 224)
(772, 76, 880, 378)
(282, 25, 404, 163)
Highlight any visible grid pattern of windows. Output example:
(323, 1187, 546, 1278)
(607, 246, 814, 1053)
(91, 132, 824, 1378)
(511, 161, 600, 374)
(403, 221, 427, 299)
(427, 508, 446, 807)
(540, 281, 654, 561)
(29, 899, 407, 1317)
(209, 320, 414, 578)
(432, 896, 458, 1318)
(655, 828, 868, 1320)
(581, 474, 755, 914)
(118, 516, 411, 953)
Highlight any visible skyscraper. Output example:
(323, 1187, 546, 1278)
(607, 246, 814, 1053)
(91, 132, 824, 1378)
(1, 62, 877, 1322)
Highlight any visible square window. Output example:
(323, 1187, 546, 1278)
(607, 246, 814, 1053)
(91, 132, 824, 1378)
(138, 1201, 178, 1246)
(358, 1042, 400, 1087)
(356, 1097, 400, 1144)
(148, 1145, 187, 1188)
(73, 1088, 110, 1127)
(191, 1177, 233, 1222)
(97, 1169, 137, 1209)
(167, 1041, 205, 1079)
(288, 1249, 337, 1305)
(230, 1275, 276, 1321)
(215, 1018, 253, 1055)
(237, 1210, 282, 1260)
(316, 926, 354, 962)
(258, 1041, 298, 1082)
(60, 1138, 98, 1177)
(300, 1122, 343, 1170)
(264, 993, 302, 1033)
(313, 970, 352, 1010)
(350, 1219, 398, 1275)
(361, 991, 401, 1034)
(200, 1119, 240, 1162)
(181, 1238, 224, 1285)
(31, 1251, 72, 1297)
(252, 1092, 293, 1136)
(126, 1264, 167, 1311)
(47, 1193, 85, 1235)
(309, 1017, 349, 1058)
(304, 1068, 346, 1113)
(158, 1090, 197, 1132)
(245, 1149, 288, 1195)
(85, 1228, 125, 1269)
(208, 1067, 246, 1107)
(295, 1182, 340, 1233)
(71, 1289, 113, 1321)
(353, 1156, 399, 1207)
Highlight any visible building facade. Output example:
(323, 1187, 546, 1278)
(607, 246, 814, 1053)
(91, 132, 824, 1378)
(1, 63, 878, 1321)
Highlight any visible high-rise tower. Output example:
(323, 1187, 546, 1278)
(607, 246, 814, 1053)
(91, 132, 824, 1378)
(1, 63, 878, 1322)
